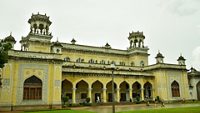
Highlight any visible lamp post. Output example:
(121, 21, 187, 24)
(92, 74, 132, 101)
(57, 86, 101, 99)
(111, 63, 115, 113)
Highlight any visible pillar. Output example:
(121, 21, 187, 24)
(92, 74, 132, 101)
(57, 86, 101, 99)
(116, 88, 120, 102)
(129, 88, 133, 101)
(72, 88, 76, 104)
(102, 88, 107, 103)
(88, 88, 92, 103)
(141, 88, 144, 101)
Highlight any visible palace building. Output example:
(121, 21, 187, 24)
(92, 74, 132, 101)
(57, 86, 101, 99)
(0, 13, 200, 110)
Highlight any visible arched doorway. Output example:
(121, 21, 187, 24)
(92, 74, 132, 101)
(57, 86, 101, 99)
(23, 75, 42, 100)
(106, 81, 117, 102)
(92, 80, 103, 103)
(76, 80, 88, 103)
(120, 81, 129, 102)
(62, 79, 73, 102)
(132, 82, 141, 99)
(196, 81, 200, 100)
(144, 82, 152, 99)
(171, 81, 180, 97)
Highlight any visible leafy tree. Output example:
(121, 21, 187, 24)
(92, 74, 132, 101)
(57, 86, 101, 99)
(0, 42, 12, 68)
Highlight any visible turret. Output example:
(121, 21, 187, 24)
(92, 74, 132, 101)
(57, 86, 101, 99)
(128, 31, 149, 66)
(155, 51, 164, 63)
(20, 13, 53, 53)
(128, 31, 145, 48)
(28, 13, 52, 36)
(177, 55, 186, 65)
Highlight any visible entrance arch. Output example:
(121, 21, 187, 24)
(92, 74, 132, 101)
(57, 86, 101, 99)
(106, 81, 117, 102)
(196, 81, 200, 100)
(92, 80, 103, 103)
(76, 80, 88, 103)
(62, 79, 73, 102)
(119, 81, 129, 102)
(132, 82, 141, 99)
(171, 81, 180, 97)
(23, 75, 42, 100)
(144, 82, 152, 99)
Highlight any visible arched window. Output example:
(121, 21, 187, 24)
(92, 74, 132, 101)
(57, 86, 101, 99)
(23, 76, 42, 100)
(131, 62, 135, 66)
(100, 60, 105, 64)
(111, 61, 116, 65)
(140, 61, 144, 67)
(120, 62, 125, 66)
(171, 81, 180, 97)
(64, 57, 70, 62)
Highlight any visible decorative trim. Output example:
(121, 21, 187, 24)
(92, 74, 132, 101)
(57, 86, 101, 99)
(16, 64, 49, 105)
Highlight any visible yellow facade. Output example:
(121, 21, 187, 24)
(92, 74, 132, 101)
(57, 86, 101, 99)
(0, 13, 194, 111)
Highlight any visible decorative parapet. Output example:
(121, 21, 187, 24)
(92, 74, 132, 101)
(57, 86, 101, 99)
(128, 47, 149, 55)
(62, 43, 128, 55)
(62, 62, 154, 77)
(144, 63, 186, 71)
(8, 50, 62, 61)
(20, 33, 52, 43)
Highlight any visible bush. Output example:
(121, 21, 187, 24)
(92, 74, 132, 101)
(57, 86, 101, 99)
(86, 97, 90, 103)
(62, 96, 69, 105)
(135, 96, 141, 104)
(83, 103, 92, 106)
(156, 96, 160, 102)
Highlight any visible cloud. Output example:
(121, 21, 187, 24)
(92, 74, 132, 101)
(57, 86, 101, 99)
(160, 0, 200, 16)
(192, 46, 200, 69)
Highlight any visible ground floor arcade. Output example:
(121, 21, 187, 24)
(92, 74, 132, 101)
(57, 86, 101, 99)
(61, 74, 154, 104)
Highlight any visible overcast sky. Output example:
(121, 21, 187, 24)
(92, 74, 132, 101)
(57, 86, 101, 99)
(0, 0, 200, 69)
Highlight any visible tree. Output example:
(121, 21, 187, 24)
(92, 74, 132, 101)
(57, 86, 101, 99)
(0, 42, 12, 68)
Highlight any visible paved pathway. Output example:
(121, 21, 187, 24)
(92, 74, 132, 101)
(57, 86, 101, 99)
(71, 103, 200, 113)
(1, 103, 200, 113)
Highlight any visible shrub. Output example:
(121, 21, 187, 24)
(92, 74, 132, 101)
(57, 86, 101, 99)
(135, 96, 141, 104)
(86, 97, 90, 103)
(62, 96, 69, 105)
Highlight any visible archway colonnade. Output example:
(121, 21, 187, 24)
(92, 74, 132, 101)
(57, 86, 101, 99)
(62, 78, 153, 104)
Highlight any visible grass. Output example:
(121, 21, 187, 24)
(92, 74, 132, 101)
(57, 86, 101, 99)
(24, 109, 96, 113)
(117, 106, 200, 113)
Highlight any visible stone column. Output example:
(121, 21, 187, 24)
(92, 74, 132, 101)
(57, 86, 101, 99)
(88, 88, 92, 103)
(102, 88, 107, 103)
(141, 88, 144, 101)
(129, 88, 133, 101)
(72, 88, 76, 104)
(116, 88, 120, 102)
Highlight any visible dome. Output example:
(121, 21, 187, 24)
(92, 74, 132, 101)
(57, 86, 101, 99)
(4, 34, 16, 43)
(177, 55, 185, 61)
(28, 13, 52, 25)
(105, 43, 111, 49)
(52, 41, 63, 47)
(71, 38, 76, 44)
(155, 52, 164, 58)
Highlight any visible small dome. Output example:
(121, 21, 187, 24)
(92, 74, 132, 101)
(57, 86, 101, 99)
(52, 41, 63, 47)
(155, 52, 164, 58)
(71, 38, 76, 44)
(105, 43, 111, 49)
(4, 34, 16, 43)
(177, 55, 186, 61)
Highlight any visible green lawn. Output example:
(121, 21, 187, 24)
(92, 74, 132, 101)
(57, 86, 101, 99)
(117, 106, 200, 113)
(24, 109, 95, 113)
